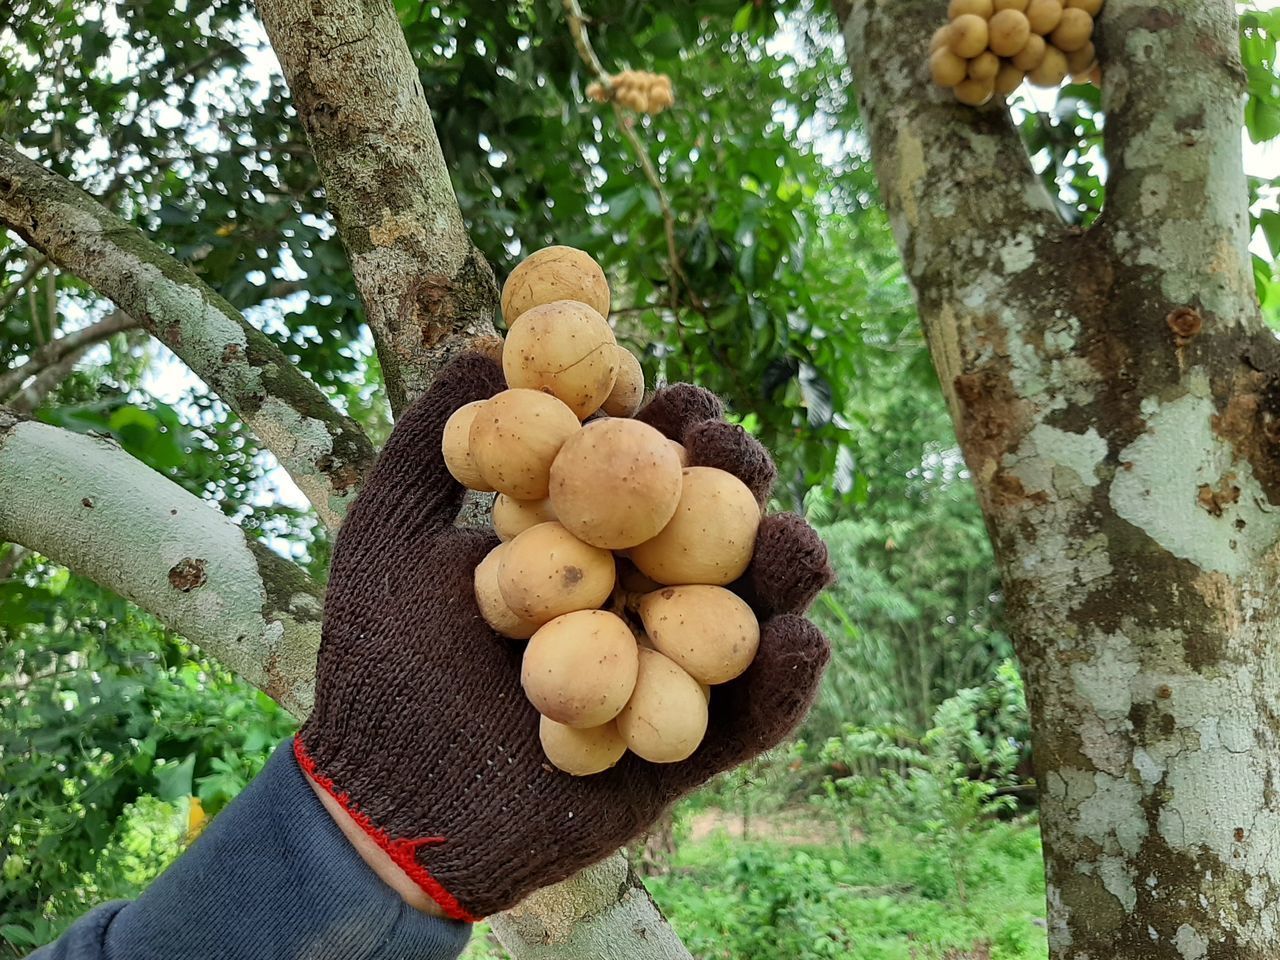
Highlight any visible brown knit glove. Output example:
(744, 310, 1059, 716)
(297, 354, 833, 921)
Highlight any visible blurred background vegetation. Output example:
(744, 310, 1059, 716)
(2, 1, 1277, 957)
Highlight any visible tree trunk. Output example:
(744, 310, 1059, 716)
(840, 0, 1280, 955)
(489, 857, 693, 960)
(255, 0, 499, 414)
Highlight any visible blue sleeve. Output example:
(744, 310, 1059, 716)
(29, 738, 471, 960)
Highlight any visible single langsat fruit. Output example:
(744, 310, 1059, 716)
(1025, 0, 1064, 35)
(953, 76, 996, 106)
(1028, 44, 1069, 86)
(539, 716, 628, 775)
(1050, 8, 1093, 51)
(988, 9, 1032, 57)
(503, 300, 619, 419)
(522, 609, 639, 728)
(474, 543, 544, 640)
(638, 585, 761, 685)
(995, 61, 1026, 94)
(498, 521, 616, 622)
(629, 466, 760, 586)
(1012, 33, 1048, 70)
(442, 400, 495, 492)
(501, 245, 610, 324)
(600, 346, 645, 417)
(493, 494, 557, 542)
(469, 388, 581, 501)
(930, 48, 968, 88)
(549, 418, 684, 550)
(968, 51, 1001, 82)
(616, 647, 709, 763)
(947, 14, 990, 58)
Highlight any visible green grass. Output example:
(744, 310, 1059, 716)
(464, 818, 1047, 960)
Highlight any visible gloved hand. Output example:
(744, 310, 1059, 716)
(297, 353, 833, 921)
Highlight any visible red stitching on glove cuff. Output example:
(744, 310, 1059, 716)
(293, 737, 479, 923)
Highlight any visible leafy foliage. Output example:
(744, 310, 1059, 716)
(0, 550, 295, 952)
(468, 820, 1049, 960)
(814, 663, 1030, 903)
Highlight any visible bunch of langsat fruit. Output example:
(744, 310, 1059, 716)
(443, 246, 761, 777)
(929, 0, 1103, 106)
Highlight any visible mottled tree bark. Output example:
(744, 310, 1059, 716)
(0, 410, 323, 718)
(840, 1, 1278, 956)
(0, 145, 375, 531)
(255, 0, 500, 414)
(251, 2, 685, 956)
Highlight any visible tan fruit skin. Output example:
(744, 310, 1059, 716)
(988, 9, 1032, 57)
(470, 389, 580, 500)
(1012, 34, 1047, 71)
(1026, 0, 1064, 35)
(1049, 8, 1093, 52)
(629, 467, 761, 586)
(601, 346, 644, 418)
(948, 0, 993, 18)
(549, 419, 683, 550)
(498, 521, 616, 622)
(501, 245, 610, 325)
(932, 48, 970, 89)
(522, 610, 639, 728)
(502, 300, 619, 419)
(539, 716, 627, 776)
(493, 494, 557, 541)
(638, 585, 761, 685)
(442, 400, 495, 492)
(474, 544, 542, 639)
(954, 77, 995, 106)
(968, 51, 1000, 82)
(616, 647, 708, 763)
(1028, 45, 1069, 86)
(946, 14, 989, 58)
(995, 63, 1026, 95)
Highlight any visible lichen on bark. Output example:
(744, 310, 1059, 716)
(839, 0, 1280, 955)
(0, 143, 375, 531)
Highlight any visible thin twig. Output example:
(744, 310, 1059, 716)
(26, 251, 43, 346)
(0, 311, 140, 401)
(9, 352, 83, 414)
(0, 254, 48, 315)
(561, 0, 696, 340)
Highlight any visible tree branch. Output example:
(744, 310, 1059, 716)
(836, 0, 1062, 423)
(0, 252, 46, 315)
(254, 0, 500, 414)
(0, 143, 375, 530)
(1100, 0, 1257, 328)
(562, 0, 691, 316)
(0, 409, 322, 717)
(490, 855, 693, 960)
(0, 310, 139, 401)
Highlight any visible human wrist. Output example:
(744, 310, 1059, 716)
(303, 768, 448, 918)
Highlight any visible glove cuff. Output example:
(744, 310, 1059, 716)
(293, 737, 480, 922)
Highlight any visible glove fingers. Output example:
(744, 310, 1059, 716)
(660, 614, 829, 793)
(332, 354, 505, 565)
(684, 420, 777, 504)
(634, 384, 724, 443)
(739, 513, 834, 617)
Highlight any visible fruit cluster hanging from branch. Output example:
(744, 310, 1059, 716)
(930, 0, 1103, 106)
(586, 70, 676, 115)
(444, 246, 767, 776)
